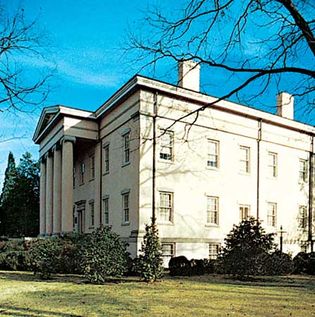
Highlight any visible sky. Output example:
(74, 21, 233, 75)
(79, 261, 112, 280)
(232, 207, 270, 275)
(0, 0, 314, 188)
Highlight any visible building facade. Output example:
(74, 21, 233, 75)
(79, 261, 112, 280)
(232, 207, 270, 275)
(33, 61, 315, 265)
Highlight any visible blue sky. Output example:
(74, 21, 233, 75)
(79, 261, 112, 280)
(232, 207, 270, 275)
(0, 0, 314, 187)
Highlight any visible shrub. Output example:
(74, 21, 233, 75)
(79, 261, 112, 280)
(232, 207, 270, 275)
(293, 252, 315, 275)
(0, 251, 30, 271)
(264, 251, 293, 275)
(190, 259, 205, 275)
(28, 238, 62, 279)
(137, 222, 163, 282)
(203, 259, 218, 274)
(219, 217, 275, 279)
(169, 256, 191, 276)
(80, 227, 128, 283)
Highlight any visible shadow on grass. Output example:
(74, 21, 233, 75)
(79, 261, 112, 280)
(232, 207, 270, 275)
(0, 270, 142, 285)
(0, 305, 81, 317)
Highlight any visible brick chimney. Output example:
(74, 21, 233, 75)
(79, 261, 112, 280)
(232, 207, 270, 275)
(178, 60, 200, 92)
(277, 92, 294, 120)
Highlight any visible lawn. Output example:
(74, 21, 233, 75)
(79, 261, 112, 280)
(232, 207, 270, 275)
(0, 271, 314, 317)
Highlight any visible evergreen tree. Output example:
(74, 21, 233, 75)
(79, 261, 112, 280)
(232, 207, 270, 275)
(0, 152, 16, 236)
(219, 217, 275, 279)
(0, 152, 39, 237)
(137, 220, 164, 282)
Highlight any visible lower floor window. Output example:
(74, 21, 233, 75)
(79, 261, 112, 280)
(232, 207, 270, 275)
(209, 243, 220, 260)
(161, 243, 175, 266)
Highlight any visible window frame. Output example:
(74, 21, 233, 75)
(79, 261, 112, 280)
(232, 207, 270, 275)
(159, 191, 174, 223)
(122, 192, 130, 224)
(89, 154, 95, 180)
(240, 146, 250, 174)
(209, 243, 220, 260)
(104, 144, 110, 173)
(268, 152, 278, 178)
(122, 132, 130, 165)
(207, 139, 219, 169)
(298, 205, 308, 229)
(103, 197, 109, 226)
(299, 159, 308, 182)
(80, 162, 85, 185)
(206, 196, 219, 225)
(161, 243, 175, 259)
(267, 202, 277, 227)
(89, 200, 95, 228)
(159, 129, 174, 161)
(239, 204, 251, 221)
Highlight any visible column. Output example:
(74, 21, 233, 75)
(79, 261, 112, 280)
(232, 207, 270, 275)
(39, 158, 46, 236)
(45, 152, 53, 235)
(61, 136, 75, 233)
(94, 142, 101, 228)
(53, 145, 62, 235)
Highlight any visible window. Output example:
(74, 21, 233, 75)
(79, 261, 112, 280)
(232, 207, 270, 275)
(268, 152, 278, 177)
(123, 133, 130, 164)
(240, 146, 250, 173)
(298, 205, 308, 229)
(73, 167, 76, 188)
(206, 196, 219, 225)
(80, 162, 85, 184)
(160, 130, 174, 161)
(207, 140, 219, 168)
(122, 192, 130, 224)
(209, 244, 220, 260)
(89, 201, 95, 228)
(161, 243, 175, 266)
(267, 202, 277, 227)
(159, 191, 173, 223)
(90, 155, 95, 180)
(103, 197, 109, 225)
(299, 159, 308, 182)
(104, 144, 109, 173)
(239, 204, 250, 220)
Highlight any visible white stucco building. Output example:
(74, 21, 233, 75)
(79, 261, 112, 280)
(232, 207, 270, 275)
(33, 61, 314, 264)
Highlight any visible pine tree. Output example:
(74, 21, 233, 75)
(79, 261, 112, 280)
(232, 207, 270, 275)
(137, 220, 164, 282)
(0, 152, 16, 236)
(0, 152, 39, 237)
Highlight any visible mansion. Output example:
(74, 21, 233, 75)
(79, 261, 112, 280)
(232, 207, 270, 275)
(33, 61, 314, 265)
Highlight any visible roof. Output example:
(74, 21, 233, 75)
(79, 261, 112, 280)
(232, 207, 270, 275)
(33, 75, 315, 144)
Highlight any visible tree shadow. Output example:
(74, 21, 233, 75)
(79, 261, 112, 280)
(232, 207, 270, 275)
(0, 305, 81, 317)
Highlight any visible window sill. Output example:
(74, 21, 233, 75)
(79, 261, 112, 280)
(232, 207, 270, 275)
(103, 171, 110, 176)
(206, 166, 219, 171)
(205, 224, 219, 228)
(238, 172, 251, 176)
(158, 159, 174, 165)
(89, 178, 95, 182)
(121, 222, 130, 226)
(89, 226, 95, 230)
(158, 221, 174, 226)
(122, 161, 130, 168)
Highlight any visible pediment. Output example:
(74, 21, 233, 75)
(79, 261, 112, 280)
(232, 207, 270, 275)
(33, 106, 60, 143)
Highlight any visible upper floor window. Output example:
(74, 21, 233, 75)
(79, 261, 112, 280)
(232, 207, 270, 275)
(207, 140, 219, 168)
(90, 154, 95, 180)
(103, 197, 109, 225)
(160, 130, 174, 161)
(206, 196, 219, 225)
(89, 201, 95, 228)
(123, 132, 130, 165)
(268, 152, 278, 178)
(209, 244, 220, 260)
(73, 167, 76, 188)
(298, 205, 308, 229)
(104, 144, 109, 173)
(240, 146, 250, 173)
(80, 162, 85, 184)
(122, 192, 130, 224)
(159, 191, 173, 223)
(299, 159, 308, 182)
(239, 204, 250, 221)
(267, 202, 277, 227)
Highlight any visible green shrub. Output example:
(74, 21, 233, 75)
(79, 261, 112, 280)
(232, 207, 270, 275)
(28, 238, 62, 279)
(137, 222, 163, 282)
(169, 256, 191, 276)
(264, 251, 293, 275)
(293, 252, 315, 275)
(80, 227, 128, 283)
(0, 251, 30, 270)
(219, 218, 275, 279)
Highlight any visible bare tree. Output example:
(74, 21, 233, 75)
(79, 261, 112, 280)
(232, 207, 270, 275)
(127, 0, 315, 120)
(0, 5, 51, 115)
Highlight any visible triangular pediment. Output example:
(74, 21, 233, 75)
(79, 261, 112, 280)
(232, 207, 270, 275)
(33, 106, 60, 143)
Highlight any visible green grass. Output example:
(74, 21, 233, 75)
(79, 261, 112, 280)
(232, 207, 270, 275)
(0, 271, 314, 317)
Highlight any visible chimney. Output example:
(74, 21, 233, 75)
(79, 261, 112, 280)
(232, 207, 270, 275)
(178, 60, 200, 92)
(276, 92, 294, 120)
